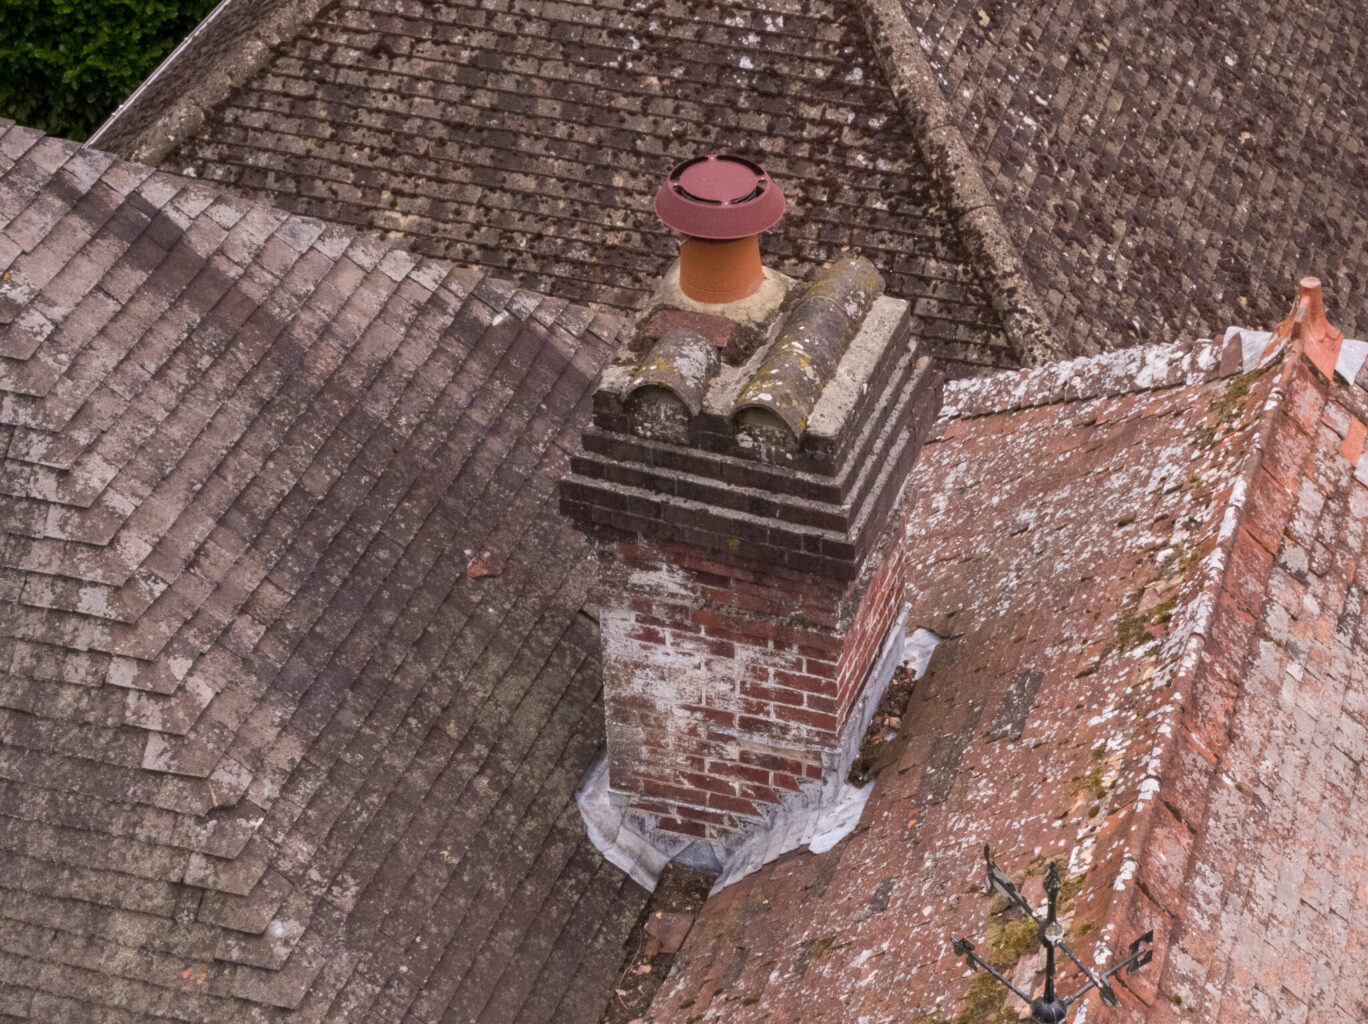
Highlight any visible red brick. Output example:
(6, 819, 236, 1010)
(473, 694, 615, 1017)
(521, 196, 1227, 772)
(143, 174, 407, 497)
(671, 634, 737, 659)
(806, 692, 838, 713)
(678, 703, 735, 730)
(679, 771, 739, 797)
(734, 584, 798, 616)
(1343, 416, 1366, 465)
(632, 609, 697, 632)
(652, 816, 711, 838)
(632, 796, 680, 818)
(800, 598, 841, 628)
(803, 656, 839, 678)
(739, 750, 807, 775)
(640, 779, 706, 807)
(700, 585, 733, 605)
(689, 607, 728, 631)
(706, 791, 762, 818)
(681, 551, 753, 583)
(707, 760, 771, 786)
(737, 715, 793, 741)
(784, 706, 839, 732)
(737, 781, 781, 805)
(739, 679, 807, 708)
(773, 670, 836, 696)
(624, 624, 666, 645)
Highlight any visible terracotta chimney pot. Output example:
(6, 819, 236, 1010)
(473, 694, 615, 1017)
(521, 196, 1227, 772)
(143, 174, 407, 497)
(654, 154, 785, 305)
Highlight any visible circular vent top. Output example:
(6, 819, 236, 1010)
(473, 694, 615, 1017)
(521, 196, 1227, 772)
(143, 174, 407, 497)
(654, 154, 786, 240)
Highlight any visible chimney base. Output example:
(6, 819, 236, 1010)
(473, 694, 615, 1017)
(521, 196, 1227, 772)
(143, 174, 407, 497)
(577, 600, 912, 891)
(648, 258, 793, 328)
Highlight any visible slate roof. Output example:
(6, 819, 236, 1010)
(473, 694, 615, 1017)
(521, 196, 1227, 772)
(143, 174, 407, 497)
(0, 120, 648, 1023)
(97, 0, 1015, 379)
(645, 320, 1368, 1022)
(904, 0, 1368, 357)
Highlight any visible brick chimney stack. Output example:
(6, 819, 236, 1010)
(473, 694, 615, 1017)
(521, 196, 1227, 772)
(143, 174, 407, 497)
(562, 155, 942, 849)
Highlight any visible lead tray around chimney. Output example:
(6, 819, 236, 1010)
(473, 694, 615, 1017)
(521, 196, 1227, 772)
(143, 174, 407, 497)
(575, 605, 932, 892)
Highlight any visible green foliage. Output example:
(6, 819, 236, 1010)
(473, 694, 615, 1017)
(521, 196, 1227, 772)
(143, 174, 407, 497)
(0, 0, 219, 141)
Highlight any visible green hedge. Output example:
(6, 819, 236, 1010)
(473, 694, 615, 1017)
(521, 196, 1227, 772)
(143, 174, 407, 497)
(0, 0, 219, 141)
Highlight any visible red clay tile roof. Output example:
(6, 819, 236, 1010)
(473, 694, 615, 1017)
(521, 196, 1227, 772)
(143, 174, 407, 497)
(903, 0, 1368, 358)
(644, 327, 1368, 1023)
(100, 0, 1015, 379)
(0, 120, 647, 1023)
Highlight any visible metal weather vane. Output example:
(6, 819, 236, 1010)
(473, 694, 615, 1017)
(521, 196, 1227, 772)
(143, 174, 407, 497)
(950, 845, 1153, 1024)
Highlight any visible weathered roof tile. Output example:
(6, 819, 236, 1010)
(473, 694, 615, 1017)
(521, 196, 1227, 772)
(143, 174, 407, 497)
(113, 0, 1017, 377)
(0, 131, 646, 1023)
(905, 0, 1368, 355)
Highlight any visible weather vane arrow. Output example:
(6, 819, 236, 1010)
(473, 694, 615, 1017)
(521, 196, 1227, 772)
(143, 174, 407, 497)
(950, 845, 1153, 1024)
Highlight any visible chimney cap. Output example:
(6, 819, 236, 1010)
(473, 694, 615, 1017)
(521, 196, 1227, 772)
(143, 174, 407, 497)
(655, 154, 786, 240)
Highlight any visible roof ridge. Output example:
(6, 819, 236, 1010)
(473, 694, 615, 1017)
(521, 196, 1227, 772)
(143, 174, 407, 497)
(87, 0, 339, 164)
(1082, 343, 1312, 1005)
(939, 333, 1244, 422)
(850, 0, 1057, 367)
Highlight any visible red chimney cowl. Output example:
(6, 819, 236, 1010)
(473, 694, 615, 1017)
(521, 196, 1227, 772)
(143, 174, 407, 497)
(654, 154, 786, 239)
